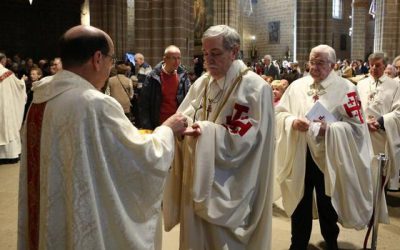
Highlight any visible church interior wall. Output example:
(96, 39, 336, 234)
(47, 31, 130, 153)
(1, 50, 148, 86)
(331, 0, 352, 61)
(380, 0, 400, 61)
(251, 0, 295, 63)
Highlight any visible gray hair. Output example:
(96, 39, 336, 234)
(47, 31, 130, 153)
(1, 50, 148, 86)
(264, 55, 272, 61)
(202, 25, 241, 52)
(135, 53, 144, 61)
(392, 55, 400, 65)
(368, 52, 387, 65)
(310, 44, 336, 64)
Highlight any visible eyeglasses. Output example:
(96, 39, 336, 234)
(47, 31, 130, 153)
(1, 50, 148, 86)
(104, 54, 117, 64)
(309, 60, 331, 67)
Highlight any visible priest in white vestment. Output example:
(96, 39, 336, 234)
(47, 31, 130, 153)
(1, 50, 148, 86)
(275, 45, 374, 250)
(163, 25, 275, 250)
(0, 52, 26, 160)
(393, 55, 400, 83)
(357, 52, 400, 191)
(18, 25, 187, 250)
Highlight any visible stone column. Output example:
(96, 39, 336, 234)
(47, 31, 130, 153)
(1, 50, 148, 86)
(126, 0, 135, 54)
(374, 0, 400, 61)
(296, 0, 332, 64)
(89, 0, 127, 59)
(351, 0, 370, 60)
(81, 0, 90, 25)
(134, 0, 193, 67)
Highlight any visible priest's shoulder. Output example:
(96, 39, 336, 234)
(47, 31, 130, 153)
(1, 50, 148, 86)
(82, 88, 122, 112)
(245, 70, 270, 87)
(191, 73, 210, 88)
(290, 75, 313, 89)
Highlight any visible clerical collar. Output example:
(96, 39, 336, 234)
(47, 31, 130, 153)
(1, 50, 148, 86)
(310, 70, 336, 89)
(371, 74, 386, 84)
(210, 76, 226, 90)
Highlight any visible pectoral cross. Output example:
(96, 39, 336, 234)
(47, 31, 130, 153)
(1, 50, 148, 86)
(207, 102, 212, 113)
(308, 82, 325, 103)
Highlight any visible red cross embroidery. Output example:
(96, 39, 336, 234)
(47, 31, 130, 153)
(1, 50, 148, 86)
(224, 103, 253, 136)
(343, 91, 364, 123)
(313, 94, 319, 102)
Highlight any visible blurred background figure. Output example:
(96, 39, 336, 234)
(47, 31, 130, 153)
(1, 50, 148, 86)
(263, 54, 280, 80)
(271, 79, 287, 106)
(134, 53, 152, 89)
(139, 45, 190, 130)
(23, 67, 43, 121)
(0, 52, 26, 164)
(393, 55, 400, 83)
(108, 61, 134, 122)
(384, 64, 397, 78)
(341, 59, 352, 78)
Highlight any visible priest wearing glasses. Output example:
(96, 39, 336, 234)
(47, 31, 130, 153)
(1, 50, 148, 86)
(274, 44, 375, 250)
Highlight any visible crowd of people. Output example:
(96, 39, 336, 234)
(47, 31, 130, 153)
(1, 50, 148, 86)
(0, 23, 399, 250)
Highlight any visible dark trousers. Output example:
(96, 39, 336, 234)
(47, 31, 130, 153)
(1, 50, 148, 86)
(290, 148, 339, 250)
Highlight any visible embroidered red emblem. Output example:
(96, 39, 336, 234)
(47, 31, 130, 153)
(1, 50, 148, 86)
(343, 91, 364, 123)
(224, 103, 253, 136)
(0, 71, 13, 82)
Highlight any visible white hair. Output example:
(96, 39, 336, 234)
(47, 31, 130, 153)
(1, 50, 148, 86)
(202, 25, 240, 51)
(310, 44, 336, 63)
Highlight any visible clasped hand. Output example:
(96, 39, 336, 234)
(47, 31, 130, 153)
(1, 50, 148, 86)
(293, 118, 327, 137)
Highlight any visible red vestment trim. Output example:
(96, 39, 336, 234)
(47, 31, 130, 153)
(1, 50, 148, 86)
(0, 70, 13, 82)
(26, 102, 47, 250)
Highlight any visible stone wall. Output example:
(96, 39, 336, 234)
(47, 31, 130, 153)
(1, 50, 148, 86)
(332, 0, 352, 61)
(375, 0, 400, 61)
(252, 0, 295, 63)
(351, 0, 371, 61)
(134, 0, 193, 67)
(296, 0, 333, 64)
(90, 0, 128, 59)
(127, 0, 135, 54)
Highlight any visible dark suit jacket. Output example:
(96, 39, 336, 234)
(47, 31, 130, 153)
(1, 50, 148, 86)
(264, 64, 280, 80)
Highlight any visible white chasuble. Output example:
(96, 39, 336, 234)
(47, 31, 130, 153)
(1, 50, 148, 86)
(0, 64, 26, 158)
(18, 70, 175, 250)
(163, 60, 275, 249)
(357, 75, 400, 191)
(275, 71, 375, 229)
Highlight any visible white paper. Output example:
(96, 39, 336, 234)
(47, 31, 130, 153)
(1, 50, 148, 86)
(306, 101, 337, 123)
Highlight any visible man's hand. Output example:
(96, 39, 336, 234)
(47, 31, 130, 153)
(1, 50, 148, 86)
(162, 113, 188, 137)
(183, 123, 202, 137)
(367, 117, 380, 132)
(292, 118, 310, 132)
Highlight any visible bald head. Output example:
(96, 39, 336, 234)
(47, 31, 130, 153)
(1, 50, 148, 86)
(59, 25, 114, 69)
(163, 45, 181, 73)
